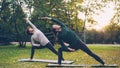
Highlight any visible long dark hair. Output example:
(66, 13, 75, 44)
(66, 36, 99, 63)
(26, 26, 33, 35)
(51, 27, 58, 42)
(51, 27, 57, 35)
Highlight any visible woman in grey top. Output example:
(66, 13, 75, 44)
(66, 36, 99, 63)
(25, 18, 63, 60)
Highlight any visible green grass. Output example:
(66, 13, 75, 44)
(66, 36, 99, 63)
(0, 44, 120, 68)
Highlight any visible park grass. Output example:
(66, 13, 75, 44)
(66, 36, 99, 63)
(0, 44, 120, 68)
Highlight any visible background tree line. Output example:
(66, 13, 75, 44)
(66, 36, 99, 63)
(0, 0, 120, 47)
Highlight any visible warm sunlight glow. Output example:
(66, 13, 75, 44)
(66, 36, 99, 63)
(92, 2, 115, 30)
(78, 2, 115, 31)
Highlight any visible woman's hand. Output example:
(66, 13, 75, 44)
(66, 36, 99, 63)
(68, 47, 75, 52)
(39, 17, 52, 20)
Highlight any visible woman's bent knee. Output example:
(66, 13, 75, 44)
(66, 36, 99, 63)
(58, 48, 63, 51)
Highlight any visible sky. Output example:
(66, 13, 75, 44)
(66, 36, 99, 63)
(92, 2, 115, 30)
(78, 2, 115, 31)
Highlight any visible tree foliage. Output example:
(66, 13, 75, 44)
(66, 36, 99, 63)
(0, 0, 27, 47)
(0, 0, 120, 45)
(0, 0, 13, 43)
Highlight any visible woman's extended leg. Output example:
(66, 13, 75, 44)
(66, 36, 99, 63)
(78, 41, 105, 65)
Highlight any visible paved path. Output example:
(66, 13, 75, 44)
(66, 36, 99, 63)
(87, 44, 120, 46)
(10, 42, 31, 45)
(10, 42, 120, 46)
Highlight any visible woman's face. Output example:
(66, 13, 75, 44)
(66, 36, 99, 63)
(28, 27, 34, 34)
(52, 25, 61, 32)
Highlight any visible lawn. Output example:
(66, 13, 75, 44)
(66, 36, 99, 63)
(0, 44, 120, 68)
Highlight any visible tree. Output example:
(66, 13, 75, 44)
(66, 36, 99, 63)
(115, 26, 120, 43)
(112, 0, 120, 24)
(0, 0, 13, 44)
(24, 0, 84, 32)
(11, 1, 27, 47)
(104, 21, 120, 44)
(86, 29, 105, 44)
(0, 0, 28, 47)
(49, 0, 84, 41)
(77, 0, 111, 43)
(103, 0, 120, 44)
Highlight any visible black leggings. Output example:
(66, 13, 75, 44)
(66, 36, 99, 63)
(30, 42, 58, 59)
(58, 40, 105, 65)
